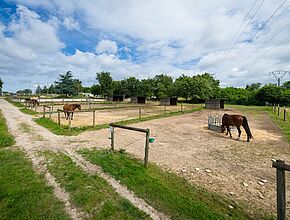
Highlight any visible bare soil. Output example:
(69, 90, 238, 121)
(78, 107, 290, 216)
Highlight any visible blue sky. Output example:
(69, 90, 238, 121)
(0, 0, 290, 92)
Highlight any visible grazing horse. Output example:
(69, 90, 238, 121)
(221, 113, 253, 142)
(25, 98, 39, 108)
(63, 104, 81, 120)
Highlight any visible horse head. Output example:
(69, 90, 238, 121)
(75, 104, 81, 110)
(221, 125, 225, 133)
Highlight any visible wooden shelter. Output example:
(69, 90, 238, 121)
(131, 96, 146, 104)
(205, 99, 224, 109)
(160, 97, 178, 106)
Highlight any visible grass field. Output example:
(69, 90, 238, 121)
(0, 110, 69, 220)
(43, 151, 149, 219)
(80, 149, 273, 220)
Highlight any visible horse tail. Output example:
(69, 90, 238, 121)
(242, 116, 253, 139)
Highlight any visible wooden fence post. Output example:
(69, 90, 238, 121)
(43, 105, 45, 118)
(110, 126, 114, 151)
(273, 160, 286, 220)
(49, 107, 52, 119)
(284, 107, 286, 122)
(139, 107, 141, 119)
(181, 101, 183, 112)
(93, 110, 95, 128)
(58, 111, 60, 126)
(68, 113, 71, 131)
(278, 104, 280, 117)
(144, 129, 150, 167)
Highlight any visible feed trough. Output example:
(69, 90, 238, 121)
(208, 115, 222, 132)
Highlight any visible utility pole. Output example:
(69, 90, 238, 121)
(269, 70, 290, 87)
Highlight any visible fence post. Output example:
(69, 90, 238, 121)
(139, 107, 141, 119)
(49, 107, 52, 119)
(43, 106, 45, 118)
(110, 126, 114, 151)
(181, 101, 183, 112)
(93, 110, 95, 128)
(275, 160, 286, 220)
(284, 107, 286, 122)
(278, 104, 280, 117)
(68, 113, 71, 131)
(144, 129, 150, 167)
(58, 111, 60, 126)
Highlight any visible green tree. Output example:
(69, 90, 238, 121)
(48, 84, 55, 94)
(91, 84, 101, 96)
(245, 83, 261, 91)
(96, 72, 113, 97)
(35, 85, 42, 94)
(54, 71, 80, 97)
(153, 74, 173, 99)
(256, 84, 284, 104)
(123, 77, 140, 97)
(282, 81, 290, 89)
(174, 74, 192, 100)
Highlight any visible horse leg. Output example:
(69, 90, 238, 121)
(237, 126, 241, 140)
(227, 126, 232, 138)
(71, 112, 74, 120)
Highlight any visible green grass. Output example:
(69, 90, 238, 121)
(0, 110, 69, 220)
(80, 149, 273, 220)
(4, 97, 24, 108)
(0, 111, 15, 148)
(35, 106, 203, 136)
(20, 108, 38, 115)
(43, 151, 149, 219)
(264, 107, 290, 142)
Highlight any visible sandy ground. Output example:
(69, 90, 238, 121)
(50, 105, 193, 127)
(77, 107, 290, 216)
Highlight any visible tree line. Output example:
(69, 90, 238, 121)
(12, 71, 290, 106)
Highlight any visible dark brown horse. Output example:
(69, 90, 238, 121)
(63, 104, 81, 120)
(221, 113, 253, 142)
(25, 98, 39, 107)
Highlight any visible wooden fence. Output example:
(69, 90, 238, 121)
(57, 109, 96, 131)
(273, 104, 288, 122)
(272, 159, 290, 220)
(109, 123, 150, 167)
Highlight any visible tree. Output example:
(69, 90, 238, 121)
(35, 85, 42, 94)
(123, 77, 140, 97)
(174, 74, 192, 100)
(96, 72, 113, 97)
(54, 71, 80, 97)
(245, 83, 261, 91)
(256, 84, 284, 104)
(282, 81, 290, 89)
(153, 74, 173, 99)
(48, 84, 55, 94)
(91, 84, 101, 96)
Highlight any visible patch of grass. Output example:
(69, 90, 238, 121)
(43, 151, 149, 219)
(0, 110, 15, 148)
(35, 107, 203, 136)
(0, 110, 69, 219)
(80, 149, 274, 220)
(4, 97, 24, 108)
(0, 150, 70, 220)
(19, 122, 33, 133)
(264, 107, 290, 142)
(20, 108, 38, 115)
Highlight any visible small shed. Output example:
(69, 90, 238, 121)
(160, 97, 178, 106)
(205, 99, 224, 109)
(131, 96, 146, 104)
(108, 95, 125, 102)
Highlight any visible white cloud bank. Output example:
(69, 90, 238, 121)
(1, 1, 290, 91)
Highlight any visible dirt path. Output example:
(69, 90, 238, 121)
(77, 107, 290, 216)
(0, 99, 167, 220)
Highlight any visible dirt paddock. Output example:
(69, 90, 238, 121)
(78, 107, 290, 216)
(50, 104, 193, 127)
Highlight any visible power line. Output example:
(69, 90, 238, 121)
(218, 0, 265, 72)
(219, 0, 287, 74)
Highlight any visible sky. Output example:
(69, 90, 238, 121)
(0, 0, 290, 92)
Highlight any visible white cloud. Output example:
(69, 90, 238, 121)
(1, 1, 290, 91)
(95, 39, 118, 54)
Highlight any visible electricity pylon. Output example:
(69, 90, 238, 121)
(269, 70, 290, 87)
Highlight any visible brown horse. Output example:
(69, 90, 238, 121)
(25, 98, 39, 107)
(221, 113, 253, 142)
(63, 104, 81, 120)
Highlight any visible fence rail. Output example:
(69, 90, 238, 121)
(109, 123, 150, 167)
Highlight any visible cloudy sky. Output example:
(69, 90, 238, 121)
(0, 0, 290, 92)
